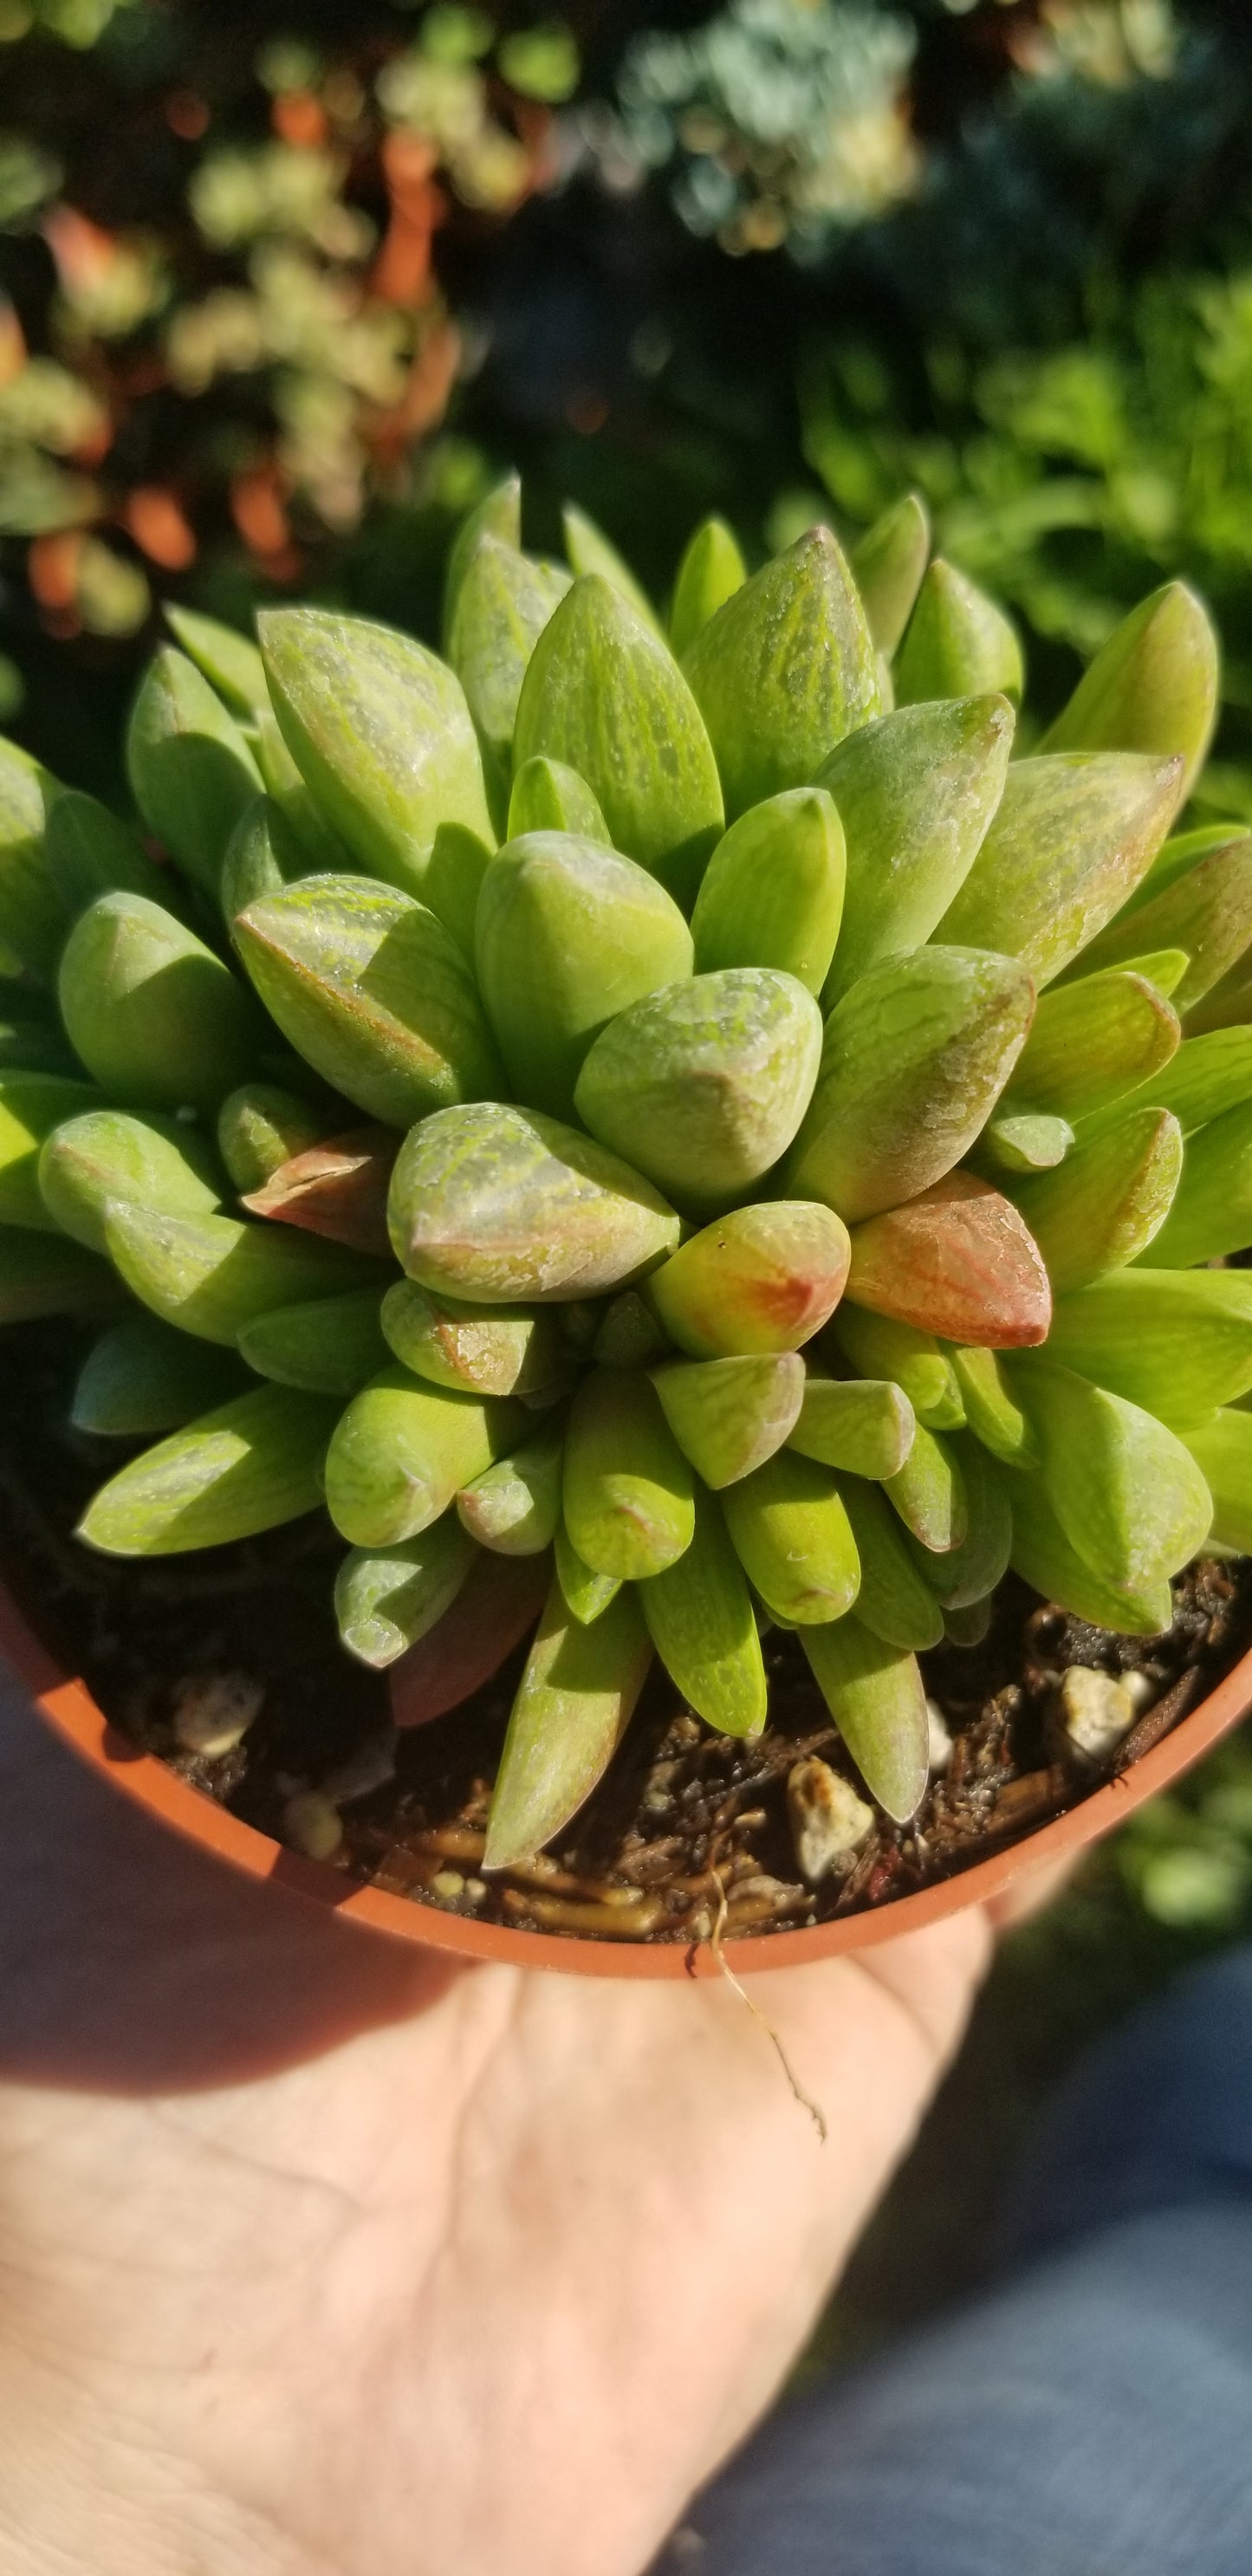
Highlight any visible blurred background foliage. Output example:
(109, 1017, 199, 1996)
(5, 0, 1252, 2251)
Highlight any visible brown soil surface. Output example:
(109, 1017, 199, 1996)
(3, 1320, 1250, 1946)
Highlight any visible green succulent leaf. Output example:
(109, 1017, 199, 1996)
(834, 1477, 944, 1651)
(650, 1352, 805, 1489)
(390, 1549, 550, 1729)
(44, 788, 175, 922)
(1180, 1411, 1252, 1555)
(691, 788, 846, 996)
(592, 1289, 667, 1370)
(721, 1446, 860, 1625)
(448, 535, 573, 819)
(562, 503, 661, 634)
(646, 1200, 850, 1358)
(1063, 834, 1252, 1013)
(58, 892, 261, 1116)
(477, 830, 693, 1119)
(575, 967, 822, 1211)
(513, 575, 724, 907)
(381, 1278, 563, 1398)
(389, 1101, 680, 1305)
(639, 1481, 767, 1737)
(220, 795, 313, 928)
(71, 1314, 249, 1437)
(165, 604, 267, 717)
(669, 516, 748, 661)
(483, 1576, 653, 1872)
(554, 1518, 622, 1625)
(0, 1071, 101, 1229)
(1010, 1353, 1213, 1589)
(800, 1615, 930, 1824)
(443, 472, 522, 648)
(104, 1204, 379, 1346)
(817, 697, 1014, 1003)
(259, 607, 495, 899)
(0, 1225, 120, 1322)
(1009, 1107, 1182, 1288)
(905, 1434, 1012, 1607)
(788, 945, 1035, 1223)
(323, 1366, 523, 1548)
(974, 1113, 1074, 1177)
(38, 1106, 223, 1253)
(1038, 582, 1218, 806)
(1136, 1098, 1252, 1269)
(507, 756, 609, 844)
(1079, 1027, 1252, 1141)
(1046, 1269, 1252, 1424)
(126, 647, 263, 905)
(563, 1367, 695, 1580)
(79, 1384, 340, 1557)
(896, 559, 1022, 706)
(253, 706, 353, 877)
(851, 493, 931, 659)
(788, 1372, 917, 1480)
(1009, 967, 1181, 1120)
(334, 1514, 477, 1668)
(827, 1307, 961, 1429)
(682, 527, 880, 821)
(1008, 1470, 1173, 1638)
(216, 1082, 328, 1194)
(235, 873, 503, 1130)
(882, 1419, 968, 1554)
(0, 739, 63, 984)
(236, 1288, 390, 1397)
(937, 752, 1183, 987)
(950, 1344, 1038, 1469)
(457, 1414, 565, 1557)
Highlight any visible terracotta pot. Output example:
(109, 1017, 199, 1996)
(4, 1575, 1251, 1980)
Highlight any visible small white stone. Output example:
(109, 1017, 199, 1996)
(172, 1670, 263, 1758)
(1122, 1670, 1159, 1714)
(925, 1698, 955, 1774)
(788, 1757, 875, 1885)
(464, 1878, 487, 1905)
(281, 1790, 343, 1861)
(1058, 1665, 1135, 1767)
(431, 1869, 464, 1898)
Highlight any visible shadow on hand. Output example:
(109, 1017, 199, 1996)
(0, 1671, 464, 2098)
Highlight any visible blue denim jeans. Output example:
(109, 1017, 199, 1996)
(662, 1948, 1252, 2574)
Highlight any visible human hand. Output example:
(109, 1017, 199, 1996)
(0, 1662, 1001, 2576)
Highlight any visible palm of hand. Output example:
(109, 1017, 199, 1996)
(0, 1678, 989, 2576)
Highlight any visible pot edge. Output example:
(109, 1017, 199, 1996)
(3, 1577, 1251, 1980)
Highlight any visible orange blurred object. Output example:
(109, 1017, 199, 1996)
(230, 468, 290, 559)
(43, 204, 119, 297)
(373, 130, 441, 308)
(272, 90, 328, 149)
(0, 299, 26, 390)
(29, 532, 83, 613)
(165, 90, 211, 142)
(370, 317, 461, 462)
(125, 487, 198, 570)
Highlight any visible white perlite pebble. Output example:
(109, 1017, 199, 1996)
(925, 1698, 955, 1775)
(281, 1790, 343, 1862)
(1058, 1665, 1136, 1768)
(788, 1756, 875, 1885)
(172, 1670, 264, 1758)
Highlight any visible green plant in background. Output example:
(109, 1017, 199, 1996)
(0, 0, 577, 678)
(3, 483, 1251, 1888)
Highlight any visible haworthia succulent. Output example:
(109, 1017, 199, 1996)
(235, 874, 503, 1129)
(1136, 1098, 1252, 1269)
(0, 1072, 101, 1229)
(58, 892, 260, 1116)
(103, 1204, 379, 1345)
(646, 1200, 850, 1358)
(937, 752, 1182, 986)
(334, 1514, 477, 1668)
(562, 502, 661, 634)
(126, 647, 263, 905)
(443, 471, 521, 648)
(482, 1576, 653, 1871)
(236, 1288, 390, 1396)
(845, 1173, 1053, 1350)
(562, 1367, 695, 1580)
(669, 516, 748, 660)
(0, 1225, 120, 1321)
(37, 1107, 224, 1253)
(0, 738, 62, 983)
(1061, 834, 1252, 1013)
(800, 1616, 930, 1824)
(165, 603, 267, 715)
(851, 492, 931, 659)
(380, 1278, 562, 1398)
(683, 527, 881, 820)
(476, 831, 693, 1119)
(788, 946, 1035, 1224)
(78, 1384, 340, 1555)
(513, 577, 724, 909)
(447, 535, 573, 818)
(788, 1373, 917, 1481)
(457, 1414, 565, 1556)
(720, 1446, 861, 1625)
(650, 1352, 805, 1489)
(1009, 1471, 1173, 1638)
(827, 1307, 961, 1428)
(574, 967, 822, 1210)
(895, 560, 1022, 707)
(834, 1477, 944, 1651)
(323, 1366, 522, 1547)
(217, 1082, 328, 1193)
(816, 697, 1014, 1003)
(44, 789, 175, 921)
(639, 1483, 767, 1736)
(1008, 968, 1181, 1119)
(1010, 1353, 1213, 1590)
(1038, 581, 1218, 805)
(388, 1101, 681, 1305)
(507, 756, 610, 844)
(259, 607, 495, 898)
(690, 788, 846, 996)
(882, 1419, 968, 1554)
(71, 1314, 249, 1435)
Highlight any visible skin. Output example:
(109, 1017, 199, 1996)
(0, 1662, 1059, 2576)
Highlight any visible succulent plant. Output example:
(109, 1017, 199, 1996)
(1, 474, 1247, 1880)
